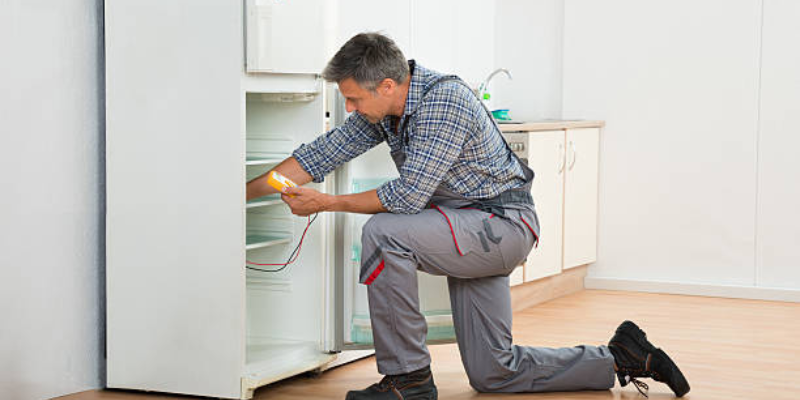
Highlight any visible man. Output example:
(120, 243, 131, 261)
(246, 33, 690, 400)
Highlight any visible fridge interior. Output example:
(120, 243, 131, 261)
(243, 90, 334, 385)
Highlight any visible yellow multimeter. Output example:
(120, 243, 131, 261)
(267, 171, 298, 197)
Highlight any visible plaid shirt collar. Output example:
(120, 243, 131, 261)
(402, 60, 423, 117)
(379, 60, 440, 135)
(402, 60, 448, 118)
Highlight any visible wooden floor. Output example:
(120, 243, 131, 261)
(58, 290, 800, 400)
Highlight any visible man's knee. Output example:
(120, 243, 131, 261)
(466, 373, 496, 393)
(463, 353, 514, 393)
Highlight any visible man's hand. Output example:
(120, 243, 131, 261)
(282, 187, 388, 215)
(282, 186, 333, 216)
(247, 157, 313, 201)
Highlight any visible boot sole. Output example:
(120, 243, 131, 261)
(405, 386, 437, 400)
(656, 348, 691, 397)
(614, 321, 690, 397)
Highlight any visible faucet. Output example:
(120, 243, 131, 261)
(478, 68, 512, 102)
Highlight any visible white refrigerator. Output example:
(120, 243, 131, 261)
(105, 1, 455, 398)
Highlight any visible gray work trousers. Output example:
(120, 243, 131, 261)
(358, 206, 616, 392)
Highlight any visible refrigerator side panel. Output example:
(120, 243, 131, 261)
(105, 0, 245, 398)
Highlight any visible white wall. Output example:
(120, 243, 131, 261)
(409, 0, 496, 88)
(494, 0, 564, 120)
(0, 0, 105, 398)
(563, 0, 800, 299)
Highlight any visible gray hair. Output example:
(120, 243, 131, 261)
(322, 32, 409, 91)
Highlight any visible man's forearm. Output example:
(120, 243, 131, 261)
(246, 157, 313, 201)
(249, 158, 389, 215)
(326, 189, 388, 214)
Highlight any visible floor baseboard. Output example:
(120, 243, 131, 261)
(585, 276, 800, 303)
(510, 265, 587, 312)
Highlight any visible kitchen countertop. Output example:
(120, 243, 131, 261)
(497, 119, 605, 132)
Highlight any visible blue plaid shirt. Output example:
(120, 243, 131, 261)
(292, 61, 527, 214)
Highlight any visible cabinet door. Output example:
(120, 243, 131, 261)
(525, 131, 565, 281)
(509, 266, 525, 286)
(335, 0, 412, 57)
(105, 1, 244, 398)
(563, 128, 600, 269)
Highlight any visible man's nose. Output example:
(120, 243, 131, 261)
(345, 100, 356, 113)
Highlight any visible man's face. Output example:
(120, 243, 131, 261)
(338, 78, 394, 124)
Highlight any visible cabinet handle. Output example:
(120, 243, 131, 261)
(568, 140, 577, 171)
(558, 143, 565, 173)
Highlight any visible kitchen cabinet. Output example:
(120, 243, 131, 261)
(563, 128, 600, 269)
(509, 263, 525, 286)
(105, 1, 454, 399)
(523, 130, 566, 282)
(501, 124, 601, 283)
(333, 0, 494, 88)
(335, 0, 412, 57)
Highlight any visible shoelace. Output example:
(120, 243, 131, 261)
(625, 374, 650, 398)
(377, 371, 430, 392)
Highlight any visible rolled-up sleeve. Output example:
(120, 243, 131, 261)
(292, 113, 383, 183)
(376, 84, 474, 214)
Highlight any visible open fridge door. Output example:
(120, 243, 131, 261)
(328, 88, 457, 352)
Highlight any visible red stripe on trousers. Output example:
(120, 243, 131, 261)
(364, 260, 385, 285)
(520, 217, 540, 248)
(432, 205, 465, 256)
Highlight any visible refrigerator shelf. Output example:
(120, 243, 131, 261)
(246, 92, 319, 103)
(243, 75, 323, 99)
(246, 155, 283, 166)
(246, 233, 292, 251)
(246, 194, 283, 209)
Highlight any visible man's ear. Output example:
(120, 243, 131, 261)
(378, 78, 396, 95)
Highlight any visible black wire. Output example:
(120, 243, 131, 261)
(246, 213, 317, 273)
(246, 213, 319, 273)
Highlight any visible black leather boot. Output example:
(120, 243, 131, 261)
(345, 365, 437, 400)
(608, 320, 691, 398)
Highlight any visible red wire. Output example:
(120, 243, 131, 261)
(246, 215, 312, 266)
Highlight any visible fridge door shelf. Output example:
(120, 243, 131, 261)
(245, 233, 292, 250)
(349, 312, 455, 346)
(335, 170, 457, 351)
